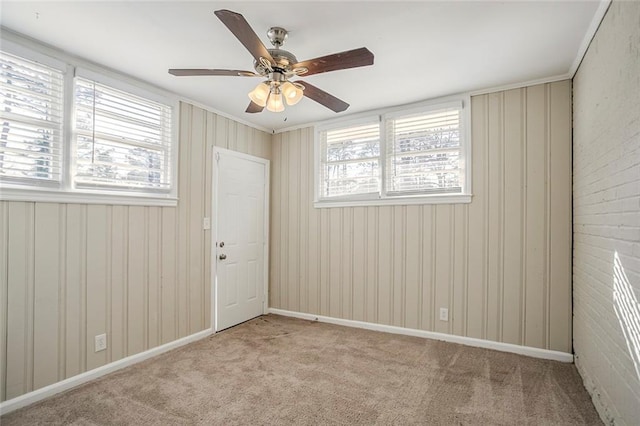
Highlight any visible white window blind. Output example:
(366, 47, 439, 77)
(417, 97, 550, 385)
(73, 77, 172, 192)
(315, 98, 470, 207)
(319, 121, 380, 198)
(386, 105, 462, 195)
(0, 51, 64, 185)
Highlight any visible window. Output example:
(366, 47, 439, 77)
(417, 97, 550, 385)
(386, 104, 462, 195)
(73, 77, 172, 192)
(315, 99, 471, 207)
(0, 39, 177, 206)
(0, 51, 64, 186)
(319, 119, 380, 199)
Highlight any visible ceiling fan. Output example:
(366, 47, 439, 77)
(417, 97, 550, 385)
(169, 9, 374, 114)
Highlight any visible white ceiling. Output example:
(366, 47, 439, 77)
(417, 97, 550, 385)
(1, 1, 604, 131)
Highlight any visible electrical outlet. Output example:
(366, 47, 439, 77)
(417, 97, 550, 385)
(439, 308, 449, 322)
(203, 217, 211, 230)
(95, 333, 107, 352)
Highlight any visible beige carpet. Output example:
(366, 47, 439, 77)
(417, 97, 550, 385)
(2, 315, 600, 425)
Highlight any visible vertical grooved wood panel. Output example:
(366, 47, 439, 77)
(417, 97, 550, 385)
(329, 208, 342, 317)
(33, 203, 61, 389)
(85, 206, 109, 369)
(188, 108, 205, 334)
(452, 204, 467, 336)
(306, 148, 320, 314)
(270, 81, 572, 352)
(434, 205, 452, 334)
(420, 206, 434, 331)
(127, 207, 145, 356)
(352, 207, 366, 322)
(0, 202, 8, 401)
(548, 80, 572, 353)
(203, 113, 214, 329)
(104, 206, 112, 364)
(6, 202, 34, 399)
(236, 124, 247, 154)
(281, 132, 289, 310)
(270, 133, 281, 308)
(227, 120, 237, 151)
(392, 206, 404, 327)
(1, 102, 271, 402)
(177, 103, 191, 338)
(64, 205, 84, 378)
(404, 206, 420, 329)
(147, 207, 161, 349)
(342, 208, 353, 320)
(288, 131, 300, 312)
(109, 206, 126, 362)
(320, 209, 330, 316)
(160, 208, 177, 344)
(487, 93, 503, 342)
(467, 96, 487, 339)
(502, 88, 525, 345)
(365, 208, 378, 322)
(214, 115, 227, 149)
(377, 207, 392, 325)
(299, 129, 310, 314)
(524, 84, 547, 349)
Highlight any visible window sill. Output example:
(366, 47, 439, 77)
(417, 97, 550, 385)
(314, 193, 472, 208)
(0, 187, 178, 207)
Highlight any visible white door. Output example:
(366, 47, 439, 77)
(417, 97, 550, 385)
(214, 148, 268, 331)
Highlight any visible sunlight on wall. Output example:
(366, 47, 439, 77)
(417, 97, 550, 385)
(613, 251, 640, 380)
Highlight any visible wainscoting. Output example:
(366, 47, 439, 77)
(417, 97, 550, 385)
(270, 80, 572, 353)
(0, 102, 271, 402)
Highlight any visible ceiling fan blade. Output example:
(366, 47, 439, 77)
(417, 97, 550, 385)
(294, 81, 349, 113)
(246, 101, 264, 113)
(168, 69, 260, 77)
(214, 9, 275, 65)
(292, 47, 374, 77)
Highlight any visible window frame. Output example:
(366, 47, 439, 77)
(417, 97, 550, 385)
(314, 95, 472, 208)
(0, 33, 179, 206)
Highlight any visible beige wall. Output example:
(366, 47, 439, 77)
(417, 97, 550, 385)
(270, 80, 572, 352)
(0, 102, 271, 402)
(573, 1, 640, 424)
(1, 80, 576, 403)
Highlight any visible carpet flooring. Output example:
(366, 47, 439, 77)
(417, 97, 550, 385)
(2, 314, 601, 425)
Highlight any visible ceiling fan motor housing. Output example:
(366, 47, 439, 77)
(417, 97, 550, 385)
(254, 48, 298, 77)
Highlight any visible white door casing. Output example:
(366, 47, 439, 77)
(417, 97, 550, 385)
(212, 148, 269, 331)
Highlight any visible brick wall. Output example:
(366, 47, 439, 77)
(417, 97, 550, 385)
(573, 1, 640, 424)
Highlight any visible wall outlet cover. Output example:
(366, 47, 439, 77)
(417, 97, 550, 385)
(95, 333, 107, 352)
(439, 308, 449, 322)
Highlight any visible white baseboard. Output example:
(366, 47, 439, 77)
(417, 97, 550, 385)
(1, 311, 574, 415)
(268, 308, 574, 363)
(0, 328, 213, 416)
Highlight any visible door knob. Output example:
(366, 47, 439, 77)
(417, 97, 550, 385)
(219, 254, 227, 260)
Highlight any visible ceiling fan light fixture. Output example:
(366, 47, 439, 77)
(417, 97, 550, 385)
(281, 81, 304, 106)
(170, 10, 373, 114)
(248, 82, 270, 107)
(266, 89, 285, 112)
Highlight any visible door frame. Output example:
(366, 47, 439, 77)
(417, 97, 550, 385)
(211, 147, 270, 332)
